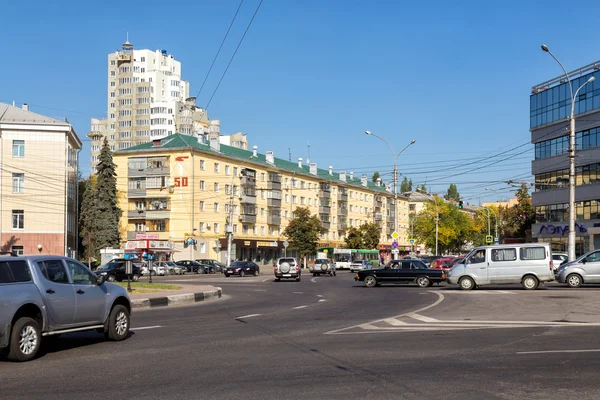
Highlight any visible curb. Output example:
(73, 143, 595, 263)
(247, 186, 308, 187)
(131, 287, 223, 309)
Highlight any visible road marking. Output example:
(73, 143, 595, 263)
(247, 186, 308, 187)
(316, 294, 324, 297)
(262, 278, 271, 282)
(293, 305, 308, 309)
(516, 349, 600, 355)
(236, 314, 261, 320)
(406, 313, 439, 323)
(132, 325, 162, 331)
(318, 299, 327, 302)
(384, 318, 407, 326)
(497, 290, 516, 294)
(293, 292, 304, 294)
(419, 293, 428, 295)
(254, 289, 267, 292)
(311, 277, 321, 283)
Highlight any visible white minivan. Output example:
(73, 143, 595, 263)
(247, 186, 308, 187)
(447, 243, 554, 290)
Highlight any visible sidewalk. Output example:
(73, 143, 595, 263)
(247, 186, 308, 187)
(128, 283, 222, 309)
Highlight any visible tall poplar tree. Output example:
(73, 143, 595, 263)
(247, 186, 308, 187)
(94, 138, 121, 255)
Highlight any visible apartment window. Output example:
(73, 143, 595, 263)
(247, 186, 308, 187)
(243, 225, 249, 234)
(12, 173, 24, 193)
(233, 167, 238, 176)
(214, 223, 220, 233)
(141, 57, 146, 62)
(225, 204, 231, 213)
(261, 226, 265, 235)
(199, 222, 205, 233)
(333, 216, 337, 223)
(200, 181, 205, 191)
(285, 194, 289, 203)
(214, 163, 220, 173)
(214, 203, 220, 212)
(12, 140, 24, 157)
(111, 60, 115, 65)
(146, 176, 168, 188)
(261, 208, 266, 217)
(11, 246, 24, 256)
(350, 205, 353, 212)
(285, 210, 289, 219)
(261, 190, 266, 200)
(199, 201, 205, 211)
(233, 205, 239, 215)
(309, 198, 312, 206)
(233, 224, 238, 234)
(225, 165, 231, 175)
(253, 226, 258, 235)
(301, 181, 306, 189)
(12, 210, 24, 230)
(214, 183, 220, 192)
(225, 184, 231, 195)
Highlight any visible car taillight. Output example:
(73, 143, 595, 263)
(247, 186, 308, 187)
(295, 266, 299, 270)
(549, 260, 553, 271)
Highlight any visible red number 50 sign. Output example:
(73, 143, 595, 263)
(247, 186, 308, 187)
(174, 177, 188, 187)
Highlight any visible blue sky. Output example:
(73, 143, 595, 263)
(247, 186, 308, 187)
(2, 0, 599, 204)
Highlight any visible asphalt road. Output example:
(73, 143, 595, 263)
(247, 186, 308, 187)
(3, 270, 600, 400)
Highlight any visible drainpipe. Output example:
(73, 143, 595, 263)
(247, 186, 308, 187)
(64, 134, 69, 256)
(75, 147, 82, 259)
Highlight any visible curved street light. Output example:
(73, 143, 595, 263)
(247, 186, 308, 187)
(541, 45, 595, 261)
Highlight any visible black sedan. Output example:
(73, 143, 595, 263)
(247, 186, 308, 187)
(95, 259, 142, 282)
(354, 259, 446, 288)
(225, 261, 260, 277)
(175, 260, 204, 273)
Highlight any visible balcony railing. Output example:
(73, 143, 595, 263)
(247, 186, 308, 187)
(128, 210, 146, 218)
(267, 181, 281, 190)
(337, 193, 348, 201)
(337, 222, 348, 231)
(337, 208, 348, 216)
(267, 215, 281, 225)
(239, 214, 257, 224)
(319, 190, 331, 199)
(267, 198, 281, 207)
(240, 176, 256, 186)
(240, 194, 257, 204)
(321, 221, 331, 230)
(319, 206, 331, 214)
(128, 188, 146, 198)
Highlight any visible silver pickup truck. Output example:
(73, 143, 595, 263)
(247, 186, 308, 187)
(0, 254, 131, 362)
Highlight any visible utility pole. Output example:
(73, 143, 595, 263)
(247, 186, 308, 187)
(227, 155, 255, 268)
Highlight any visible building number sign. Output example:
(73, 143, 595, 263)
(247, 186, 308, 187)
(174, 177, 188, 187)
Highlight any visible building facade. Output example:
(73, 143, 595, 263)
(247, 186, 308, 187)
(114, 134, 410, 264)
(0, 103, 81, 257)
(531, 59, 600, 254)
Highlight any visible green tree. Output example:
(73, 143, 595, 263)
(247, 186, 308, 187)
(371, 171, 380, 183)
(344, 227, 363, 249)
(408, 178, 413, 192)
(400, 176, 411, 193)
(503, 183, 535, 239)
(419, 183, 427, 192)
(413, 198, 475, 254)
(79, 177, 99, 263)
(360, 222, 381, 249)
(284, 206, 323, 257)
(446, 183, 460, 202)
(93, 138, 122, 256)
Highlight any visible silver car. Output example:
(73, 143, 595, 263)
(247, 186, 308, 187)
(556, 250, 600, 287)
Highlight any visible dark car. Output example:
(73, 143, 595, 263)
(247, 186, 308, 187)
(175, 260, 203, 273)
(196, 259, 225, 274)
(225, 261, 260, 277)
(354, 259, 446, 288)
(95, 258, 142, 282)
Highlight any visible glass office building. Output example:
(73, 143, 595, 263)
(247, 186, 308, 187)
(531, 60, 600, 255)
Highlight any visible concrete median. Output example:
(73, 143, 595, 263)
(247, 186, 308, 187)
(131, 286, 222, 309)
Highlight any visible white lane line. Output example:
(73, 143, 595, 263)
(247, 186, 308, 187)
(318, 299, 327, 302)
(236, 314, 261, 319)
(407, 313, 440, 323)
(262, 278, 271, 282)
(254, 289, 267, 292)
(132, 325, 162, 330)
(316, 295, 324, 297)
(384, 318, 407, 326)
(311, 277, 320, 283)
(293, 292, 304, 294)
(293, 305, 308, 309)
(497, 290, 516, 294)
(419, 293, 428, 295)
(516, 349, 600, 355)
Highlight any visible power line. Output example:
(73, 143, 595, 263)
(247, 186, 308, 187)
(205, 0, 264, 110)
(195, 0, 246, 100)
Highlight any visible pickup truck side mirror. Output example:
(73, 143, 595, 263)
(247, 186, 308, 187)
(581, 258, 587, 264)
(96, 274, 106, 285)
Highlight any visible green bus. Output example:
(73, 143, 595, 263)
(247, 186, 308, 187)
(316, 248, 379, 270)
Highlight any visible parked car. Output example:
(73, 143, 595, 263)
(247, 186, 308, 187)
(225, 261, 260, 277)
(175, 260, 203, 273)
(153, 261, 184, 275)
(452, 257, 465, 265)
(274, 258, 301, 282)
(310, 258, 336, 277)
(0, 254, 131, 361)
(430, 257, 456, 272)
(355, 259, 446, 288)
(447, 243, 554, 290)
(350, 260, 371, 272)
(556, 249, 600, 287)
(196, 259, 225, 273)
(95, 259, 142, 282)
(552, 253, 568, 271)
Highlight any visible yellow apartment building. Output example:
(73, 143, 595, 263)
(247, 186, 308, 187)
(0, 103, 81, 256)
(114, 134, 410, 264)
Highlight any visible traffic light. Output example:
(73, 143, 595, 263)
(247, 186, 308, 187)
(458, 200, 463, 209)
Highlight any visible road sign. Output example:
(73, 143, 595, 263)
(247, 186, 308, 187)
(283, 240, 289, 248)
(486, 235, 493, 244)
(392, 241, 399, 249)
(391, 231, 399, 240)
(494, 237, 499, 244)
(409, 239, 415, 245)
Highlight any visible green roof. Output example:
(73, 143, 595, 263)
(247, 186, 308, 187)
(117, 134, 397, 195)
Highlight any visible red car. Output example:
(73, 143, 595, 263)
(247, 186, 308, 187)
(429, 257, 456, 271)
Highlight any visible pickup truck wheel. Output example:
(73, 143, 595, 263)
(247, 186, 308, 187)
(522, 275, 539, 290)
(107, 275, 115, 282)
(8, 317, 41, 362)
(364, 275, 377, 288)
(107, 305, 130, 341)
(459, 276, 475, 291)
(416, 276, 430, 288)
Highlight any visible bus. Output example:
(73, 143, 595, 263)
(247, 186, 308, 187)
(331, 249, 380, 270)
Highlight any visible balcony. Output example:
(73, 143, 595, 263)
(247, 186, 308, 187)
(146, 166, 169, 176)
(337, 208, 348, 216)
(375, 213, 383, 221)
(375, 196, 383, 208)
(267, 181, 281, 190)
(267, 198, 281, 207)
(128, 210, 146, 218)
(239, 194, 257, 204)
(268, 173, 282, 183)
(239, 214, 257, 224)
(319, 206, 331, 214)
(116, 52, 132, 61)
(337, 193, 348, 201)
(146, 210, 170, 219)
(128, 188, 146, 198)
(267, 215, 281, 225)
(319, 190, 331, 199)
(240, 176, 256, 186)
(337, 221, 348, 231)
(321, 221, 331, 230)
(128, 167, 147, 178)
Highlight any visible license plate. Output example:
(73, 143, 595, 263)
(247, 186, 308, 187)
(283, 274, 291, 277)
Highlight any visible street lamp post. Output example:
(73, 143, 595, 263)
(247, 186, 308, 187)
(365, 131, 416, 260)
(226, 154, 255, 269)
(433, 198, 439, 256)
(541, 45, 596, 261)
(485, 187, 502, 243)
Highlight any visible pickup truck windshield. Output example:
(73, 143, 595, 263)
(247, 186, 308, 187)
(0, 260, 31, 283)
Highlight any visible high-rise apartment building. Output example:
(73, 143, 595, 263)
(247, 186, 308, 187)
(531, 59, 600, 254)
(89, 39, 190, 172)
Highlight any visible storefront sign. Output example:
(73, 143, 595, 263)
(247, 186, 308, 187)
(135, 234, 160, 240)
(539, 223, 587, 236)
(256, 241, 278, 247)
(223, 239, 283, 249)
(125, 241, 148, 250)
(149, 241, 174, 249)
